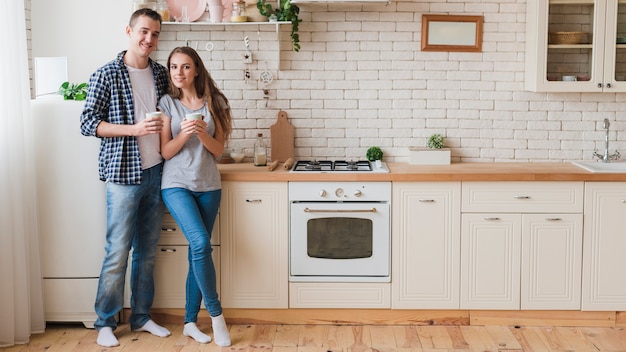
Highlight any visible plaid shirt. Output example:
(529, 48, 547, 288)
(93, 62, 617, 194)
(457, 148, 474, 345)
(80, 51, 169, 184)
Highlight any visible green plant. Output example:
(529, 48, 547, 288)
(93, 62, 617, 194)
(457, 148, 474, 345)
(366, 146, 383, 162)
(58, 82, 88, 101)
(257, 0, 301, 52)
(427, 134, 445, 149)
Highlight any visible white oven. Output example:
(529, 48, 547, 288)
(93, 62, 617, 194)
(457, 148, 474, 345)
(288, 181, 391, 282)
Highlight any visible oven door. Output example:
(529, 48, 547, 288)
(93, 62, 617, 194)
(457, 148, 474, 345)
(289, 201, 390, 282)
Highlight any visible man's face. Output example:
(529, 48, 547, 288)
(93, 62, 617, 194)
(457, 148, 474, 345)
(126, 15, 161, 58)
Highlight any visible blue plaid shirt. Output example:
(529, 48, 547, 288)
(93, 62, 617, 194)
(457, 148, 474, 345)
(80, 51, 169, 184)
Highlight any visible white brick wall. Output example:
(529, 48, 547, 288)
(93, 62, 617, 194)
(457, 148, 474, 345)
(153, 0, 626, 163)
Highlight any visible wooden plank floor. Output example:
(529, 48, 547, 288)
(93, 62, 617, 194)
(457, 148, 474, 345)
(3, 323, 626, 351)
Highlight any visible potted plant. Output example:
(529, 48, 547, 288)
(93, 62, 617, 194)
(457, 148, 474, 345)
(409, 133, 451, 165)
(58, 81, 88, 101)
(366, 146, 383, 167)
(257, 0, 301, 51)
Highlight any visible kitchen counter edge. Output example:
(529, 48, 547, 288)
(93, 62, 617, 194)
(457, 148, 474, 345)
(217, 162, 626, 182)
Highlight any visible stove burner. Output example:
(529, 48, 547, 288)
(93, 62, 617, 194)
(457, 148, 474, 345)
(292, 159, 382, 172)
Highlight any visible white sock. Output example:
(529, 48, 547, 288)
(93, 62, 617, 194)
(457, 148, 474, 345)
(134, 319, 171, 337)
(96, 327, 120, 347)
(183, 322, 212, 343)
(211, 314, 231, 347)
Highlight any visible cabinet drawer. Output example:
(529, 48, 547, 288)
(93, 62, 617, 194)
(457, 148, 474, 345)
(160, 211, 220, 246)
(462, 182, 583, 213)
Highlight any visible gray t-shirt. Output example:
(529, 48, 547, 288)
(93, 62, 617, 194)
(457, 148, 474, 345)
(158, 95, 221, 192)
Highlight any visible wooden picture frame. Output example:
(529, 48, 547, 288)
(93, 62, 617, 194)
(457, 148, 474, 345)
(421, 14, 483, 52)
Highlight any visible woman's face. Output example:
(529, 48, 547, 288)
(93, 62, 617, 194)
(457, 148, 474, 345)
(169, 52, 197, 90)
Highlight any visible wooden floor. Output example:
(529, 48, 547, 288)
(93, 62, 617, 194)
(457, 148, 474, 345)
(3, 323, 626, 351)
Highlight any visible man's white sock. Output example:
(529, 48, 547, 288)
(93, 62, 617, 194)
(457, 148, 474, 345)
(183, 322, 212, 343)
(96, 327, 119, 347)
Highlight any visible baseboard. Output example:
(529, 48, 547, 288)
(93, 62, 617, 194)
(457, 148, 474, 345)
(122, 308, 623, 328)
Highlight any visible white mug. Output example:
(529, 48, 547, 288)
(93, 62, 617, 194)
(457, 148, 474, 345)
(562, 75, 577, 81)
(185, 113, 203, 120)
(145, 111, 162, 119)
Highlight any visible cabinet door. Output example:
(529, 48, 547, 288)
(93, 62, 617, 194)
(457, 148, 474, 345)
(461, 214, 521, 310)
(220, 182, 288, 308)
(582, 182, 626, 310)
(525, 0, 626, 92)
(391, 182, 461, 309)
(521, 214, 582, 310)
(151, 245, 220, 308)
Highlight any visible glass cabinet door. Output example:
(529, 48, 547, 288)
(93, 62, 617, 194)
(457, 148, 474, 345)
(610, 1, 626, 85)
(546, 1, 596, 83)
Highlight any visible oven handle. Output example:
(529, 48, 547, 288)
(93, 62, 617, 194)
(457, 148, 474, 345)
(304, 207, 377, 213)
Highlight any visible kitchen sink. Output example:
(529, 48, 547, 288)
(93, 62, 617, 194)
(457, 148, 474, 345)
(571, 160, 626, 173)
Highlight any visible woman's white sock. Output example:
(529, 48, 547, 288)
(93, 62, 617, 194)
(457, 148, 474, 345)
(211, 314, 231, 347)
(134, 319, 171, 337)
(183, 322, 212, 343)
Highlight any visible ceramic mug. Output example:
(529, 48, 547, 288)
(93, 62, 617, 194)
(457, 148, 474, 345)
(185, 113, 203, 120)
(562, 75, 577, 82)
(145, 111, 162, 119)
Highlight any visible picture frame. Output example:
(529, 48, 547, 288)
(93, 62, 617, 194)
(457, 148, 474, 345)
(421, 14, 484, 52)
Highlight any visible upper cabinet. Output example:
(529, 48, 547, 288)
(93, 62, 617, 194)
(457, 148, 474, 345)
(526, 0, 626, 92)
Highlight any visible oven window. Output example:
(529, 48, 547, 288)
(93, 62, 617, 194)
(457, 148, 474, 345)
(307, 217, 373, 259)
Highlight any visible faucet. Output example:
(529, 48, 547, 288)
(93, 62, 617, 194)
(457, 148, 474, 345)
(592, 118, 620, 163)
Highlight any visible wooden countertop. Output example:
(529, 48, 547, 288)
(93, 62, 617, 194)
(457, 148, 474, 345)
(218, 162, 626, 182)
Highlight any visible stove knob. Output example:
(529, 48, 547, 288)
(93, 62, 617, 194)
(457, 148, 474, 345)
(335, 188, 344, 197)
(354, 189, 362, 197)
(319, 189, 327, 197)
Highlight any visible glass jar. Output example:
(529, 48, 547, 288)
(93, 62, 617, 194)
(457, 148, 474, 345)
(156, 0, 170, 21)
(253, 133, 267, 166)
(231, 0, 247, 22)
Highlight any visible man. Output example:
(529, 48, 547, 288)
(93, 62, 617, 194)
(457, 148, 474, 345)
(80, 8, 170, 347)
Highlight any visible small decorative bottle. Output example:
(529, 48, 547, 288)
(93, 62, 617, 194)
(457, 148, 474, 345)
(254, 133, 267, 166)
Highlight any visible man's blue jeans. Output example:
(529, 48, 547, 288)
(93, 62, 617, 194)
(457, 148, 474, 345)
(94, 164, 164, 331)
(161, 187, 222, 321)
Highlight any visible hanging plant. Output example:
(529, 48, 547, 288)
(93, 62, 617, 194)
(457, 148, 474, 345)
(257, 0, 301, 52)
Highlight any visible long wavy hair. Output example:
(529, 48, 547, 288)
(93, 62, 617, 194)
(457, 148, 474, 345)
(166, 46, 232, 141)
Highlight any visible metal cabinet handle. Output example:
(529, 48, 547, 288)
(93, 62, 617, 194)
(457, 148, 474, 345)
(514, 195, 530, 199)
(598, 83, 603, 88)
(304, 208, 377, 213)
(545, 218, 562, 221)
(418, 199, 435, 203)
(246, 199, 262, 203)
(607, 83, 612, 88)
(160, 248, 177, 253)
(161, 227, 177, 232)
(483, 217, 500, 221)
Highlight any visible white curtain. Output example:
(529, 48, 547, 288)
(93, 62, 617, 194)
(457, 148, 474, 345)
(0, 0, 46, 347)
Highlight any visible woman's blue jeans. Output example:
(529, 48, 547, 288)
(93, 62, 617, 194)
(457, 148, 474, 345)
(94, 164, 164, 331)
(161, 187, 222, 322)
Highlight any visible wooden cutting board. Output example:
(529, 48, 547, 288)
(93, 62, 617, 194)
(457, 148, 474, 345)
(270, 110, 295, 163)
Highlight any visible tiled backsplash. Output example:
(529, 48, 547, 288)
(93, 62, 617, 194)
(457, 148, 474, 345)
(145, 1, 624, 162)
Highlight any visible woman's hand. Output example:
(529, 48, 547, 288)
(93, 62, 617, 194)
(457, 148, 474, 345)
(180, 118, 199, 135)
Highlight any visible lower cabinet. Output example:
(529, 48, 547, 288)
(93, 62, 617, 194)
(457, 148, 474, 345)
(582, 182, 626, 310)
(460, 182, 583, 310)
(460, 213, 582, 310)
(220, 182, 288, 308)
(391, 182, 461, 309)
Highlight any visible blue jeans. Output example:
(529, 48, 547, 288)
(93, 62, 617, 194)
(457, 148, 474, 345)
(94, 164, 164, 331)
(161, 187, 222, 322)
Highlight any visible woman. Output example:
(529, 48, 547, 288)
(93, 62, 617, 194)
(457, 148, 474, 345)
(158, 46, 232, 346)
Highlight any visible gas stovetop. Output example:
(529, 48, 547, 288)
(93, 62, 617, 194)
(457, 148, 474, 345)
(291, 160, 390, 173)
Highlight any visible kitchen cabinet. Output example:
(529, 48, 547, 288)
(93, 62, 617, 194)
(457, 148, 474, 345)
(124, 212, 220, 308)
(582, 182, 626, 310)
(32, 100, 106, 328)
(391, 182, 461, 309)
(460, 182, 583, 310)
(220, 181, 288, 308)
(525, 0, 626, 92)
